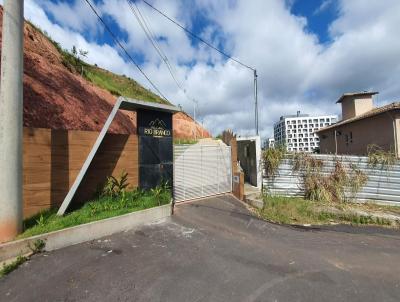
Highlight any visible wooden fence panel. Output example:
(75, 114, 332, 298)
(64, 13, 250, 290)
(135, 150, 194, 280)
(23, 127, 138, 218)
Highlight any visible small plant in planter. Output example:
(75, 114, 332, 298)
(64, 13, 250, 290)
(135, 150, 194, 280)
(150, 180, 171, 206)
(102, 171, 130, 198)
(150, 186, 163, 206)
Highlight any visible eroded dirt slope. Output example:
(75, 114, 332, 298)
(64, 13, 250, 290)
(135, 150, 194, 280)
(0, 7, 210, 138)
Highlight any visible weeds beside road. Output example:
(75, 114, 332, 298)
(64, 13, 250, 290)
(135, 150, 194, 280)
(259, 195, 400, 227)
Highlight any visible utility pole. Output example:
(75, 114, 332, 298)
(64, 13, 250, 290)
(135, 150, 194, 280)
(254, 69, 259, 136)
(0, 0, 24, 242)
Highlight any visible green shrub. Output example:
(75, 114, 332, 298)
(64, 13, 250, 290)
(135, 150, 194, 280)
(102, 171, 130, 197)
(262, 144, 286, 177)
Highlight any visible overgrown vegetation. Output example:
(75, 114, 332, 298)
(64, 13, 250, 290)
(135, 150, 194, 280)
(84, 66, 168, 104)
(262, 144, 286, 177)
(28, 21, 167, 104)
(0, 256, 27, 278)
(291, 153, 368, 204)
(20, 173, 171, 239)
(0, 239, 46, 278)
(101, 171, 130, 198)
(259, 195, 396, 227)
(367, 144, 397, 170)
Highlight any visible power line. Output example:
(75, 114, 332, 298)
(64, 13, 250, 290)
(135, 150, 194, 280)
(83, 0, 169, 102)
(139, 0, 260, 135)
(127, 0, 185, 92)
(127, 0, 200, 119)
(141, 0, 255, 71)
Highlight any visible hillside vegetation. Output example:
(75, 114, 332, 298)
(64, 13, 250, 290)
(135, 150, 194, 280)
(31, 22, 167, 105)
(85, 66, 168, 104)
(15, 17, 210, 137)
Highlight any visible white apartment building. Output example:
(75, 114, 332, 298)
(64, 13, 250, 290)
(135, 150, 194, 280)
(274, 113, 337, 152)
(263, 138, 275, 149)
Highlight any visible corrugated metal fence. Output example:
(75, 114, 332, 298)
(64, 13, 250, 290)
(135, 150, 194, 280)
(263, 154, 400, 205)
(174, 144, 232, 202)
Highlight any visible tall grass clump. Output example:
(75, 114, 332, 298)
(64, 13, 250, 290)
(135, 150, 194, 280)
(292, 154, 368, 204)
(367, 144, 397, 170)
(262, 144, 287, 178)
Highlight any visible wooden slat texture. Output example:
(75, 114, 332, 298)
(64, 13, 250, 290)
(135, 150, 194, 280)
(233, 171, 244, 201)
(23, 127, 139, 218)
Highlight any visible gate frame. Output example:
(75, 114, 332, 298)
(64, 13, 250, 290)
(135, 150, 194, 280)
(57, 97, 179, 215)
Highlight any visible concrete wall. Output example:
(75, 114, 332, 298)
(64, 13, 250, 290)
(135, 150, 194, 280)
(318, 111, 399, 157)
(341, 95, 374, 120)
(237, 137, 261, 187)
(23, 127, 138, 218)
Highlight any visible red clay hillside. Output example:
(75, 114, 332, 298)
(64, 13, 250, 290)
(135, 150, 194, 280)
(0, 7, 210, 139)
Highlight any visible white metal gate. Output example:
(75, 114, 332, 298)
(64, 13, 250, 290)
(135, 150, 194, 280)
(174, 144, 232, 202)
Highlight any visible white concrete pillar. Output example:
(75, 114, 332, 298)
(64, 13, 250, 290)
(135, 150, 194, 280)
(0, 0, 24, 242)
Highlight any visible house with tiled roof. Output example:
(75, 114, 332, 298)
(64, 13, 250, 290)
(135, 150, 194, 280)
(317, 92, 400, 157)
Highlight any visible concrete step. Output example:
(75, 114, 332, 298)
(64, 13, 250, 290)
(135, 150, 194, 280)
(244, 192, 264, 209)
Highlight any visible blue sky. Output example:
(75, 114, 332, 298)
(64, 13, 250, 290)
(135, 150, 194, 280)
(15, 0, 400, 138)
(43, 0, 338, 64)
(291, 0, 339, 44)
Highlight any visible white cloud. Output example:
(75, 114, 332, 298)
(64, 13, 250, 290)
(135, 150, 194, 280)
(16, 0, 400, 140)
(39, 0, 99, 33)
(313, 0, 334, 15)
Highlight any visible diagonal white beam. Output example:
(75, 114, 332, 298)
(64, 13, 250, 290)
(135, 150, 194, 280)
(57, 99, 123, 215)
(56, 97, 179, 216)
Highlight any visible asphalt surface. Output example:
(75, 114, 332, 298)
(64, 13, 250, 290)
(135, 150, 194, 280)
(1, 195, 400, 302)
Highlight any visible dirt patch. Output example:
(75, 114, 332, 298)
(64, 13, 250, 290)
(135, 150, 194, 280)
(0, 7, 210, 139)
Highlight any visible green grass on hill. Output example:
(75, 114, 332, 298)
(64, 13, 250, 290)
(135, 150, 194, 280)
(28, 21, 168, 104)
(84, 66, 168, 104)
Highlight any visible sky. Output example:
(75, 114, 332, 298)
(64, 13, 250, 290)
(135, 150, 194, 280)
(8, 0, 400, 139)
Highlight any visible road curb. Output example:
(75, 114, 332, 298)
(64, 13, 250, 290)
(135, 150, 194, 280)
(0, 203, 171, 263)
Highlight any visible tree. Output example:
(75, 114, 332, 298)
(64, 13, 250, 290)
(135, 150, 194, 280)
(71, 45, 78, 57)
(78, 49, 88, 60)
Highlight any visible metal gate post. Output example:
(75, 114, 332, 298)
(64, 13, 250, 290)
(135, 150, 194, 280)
(201, 145, 204, 196)
(183, 150, 186, 201)
(217, 148, 220, 193)
(229, 146, 233, 191)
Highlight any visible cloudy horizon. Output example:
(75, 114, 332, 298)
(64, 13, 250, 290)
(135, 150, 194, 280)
(7, 0, 400, 139)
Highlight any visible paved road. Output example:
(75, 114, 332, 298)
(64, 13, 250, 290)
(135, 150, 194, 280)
(1, 195, 400, 302)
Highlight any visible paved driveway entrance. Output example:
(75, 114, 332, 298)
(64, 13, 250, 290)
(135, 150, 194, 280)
(1, 195, 400, 301)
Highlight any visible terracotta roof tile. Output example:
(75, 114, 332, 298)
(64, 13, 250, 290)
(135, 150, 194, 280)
(317, 102, 400, 133)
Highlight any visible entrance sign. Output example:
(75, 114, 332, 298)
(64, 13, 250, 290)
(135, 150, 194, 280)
(137, 110, 174, 190)
(138, 111, 172, 137)
(57, 97, 179, 215)
(142, 119, 171, 137)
